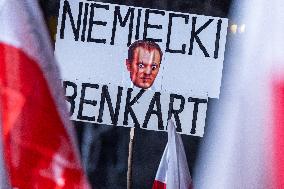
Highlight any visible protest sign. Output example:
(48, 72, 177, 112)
(55, 0, 228, 136)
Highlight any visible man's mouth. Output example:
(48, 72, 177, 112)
(141, 77, 151, 81)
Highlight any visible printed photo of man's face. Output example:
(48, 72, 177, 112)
(126, 40, 162, 89)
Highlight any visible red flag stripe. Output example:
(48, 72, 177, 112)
(152, 180, 193, 189)
(273, 80, 284, 189)
(152, 180, 166, 189)
(0, 42, 87, 188)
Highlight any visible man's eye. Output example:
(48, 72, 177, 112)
(152, 65, 157, 70)
(138, 63, 144, 68)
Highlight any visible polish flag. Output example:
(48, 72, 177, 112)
(0, 0, 90, 188)
(152, 120, 193, 189)
(194, 0, 284, 188)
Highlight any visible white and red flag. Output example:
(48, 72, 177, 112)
(194, 0, 284, 188)
(0, 0, 90, 188)
(152, 120, 193, 189)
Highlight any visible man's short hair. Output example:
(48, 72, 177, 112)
(128, 40, 163, 62)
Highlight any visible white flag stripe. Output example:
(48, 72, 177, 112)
(194, 0, 284, 188)
(155, 144, 168, 183)
(167, 121, 191, 189)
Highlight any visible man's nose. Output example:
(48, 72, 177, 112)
(144, 65, 152, 75)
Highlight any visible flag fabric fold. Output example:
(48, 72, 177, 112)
(0, 0, 90, 188)
(0, 114, 9, 189)
(152, 120, 193, 189)
(194, 0, 284, 189)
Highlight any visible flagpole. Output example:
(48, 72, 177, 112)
(127, 127, 135, 189)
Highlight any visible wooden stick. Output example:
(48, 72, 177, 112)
(127, 127, 135, 189)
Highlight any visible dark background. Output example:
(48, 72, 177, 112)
(40, 0, 232, 188)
